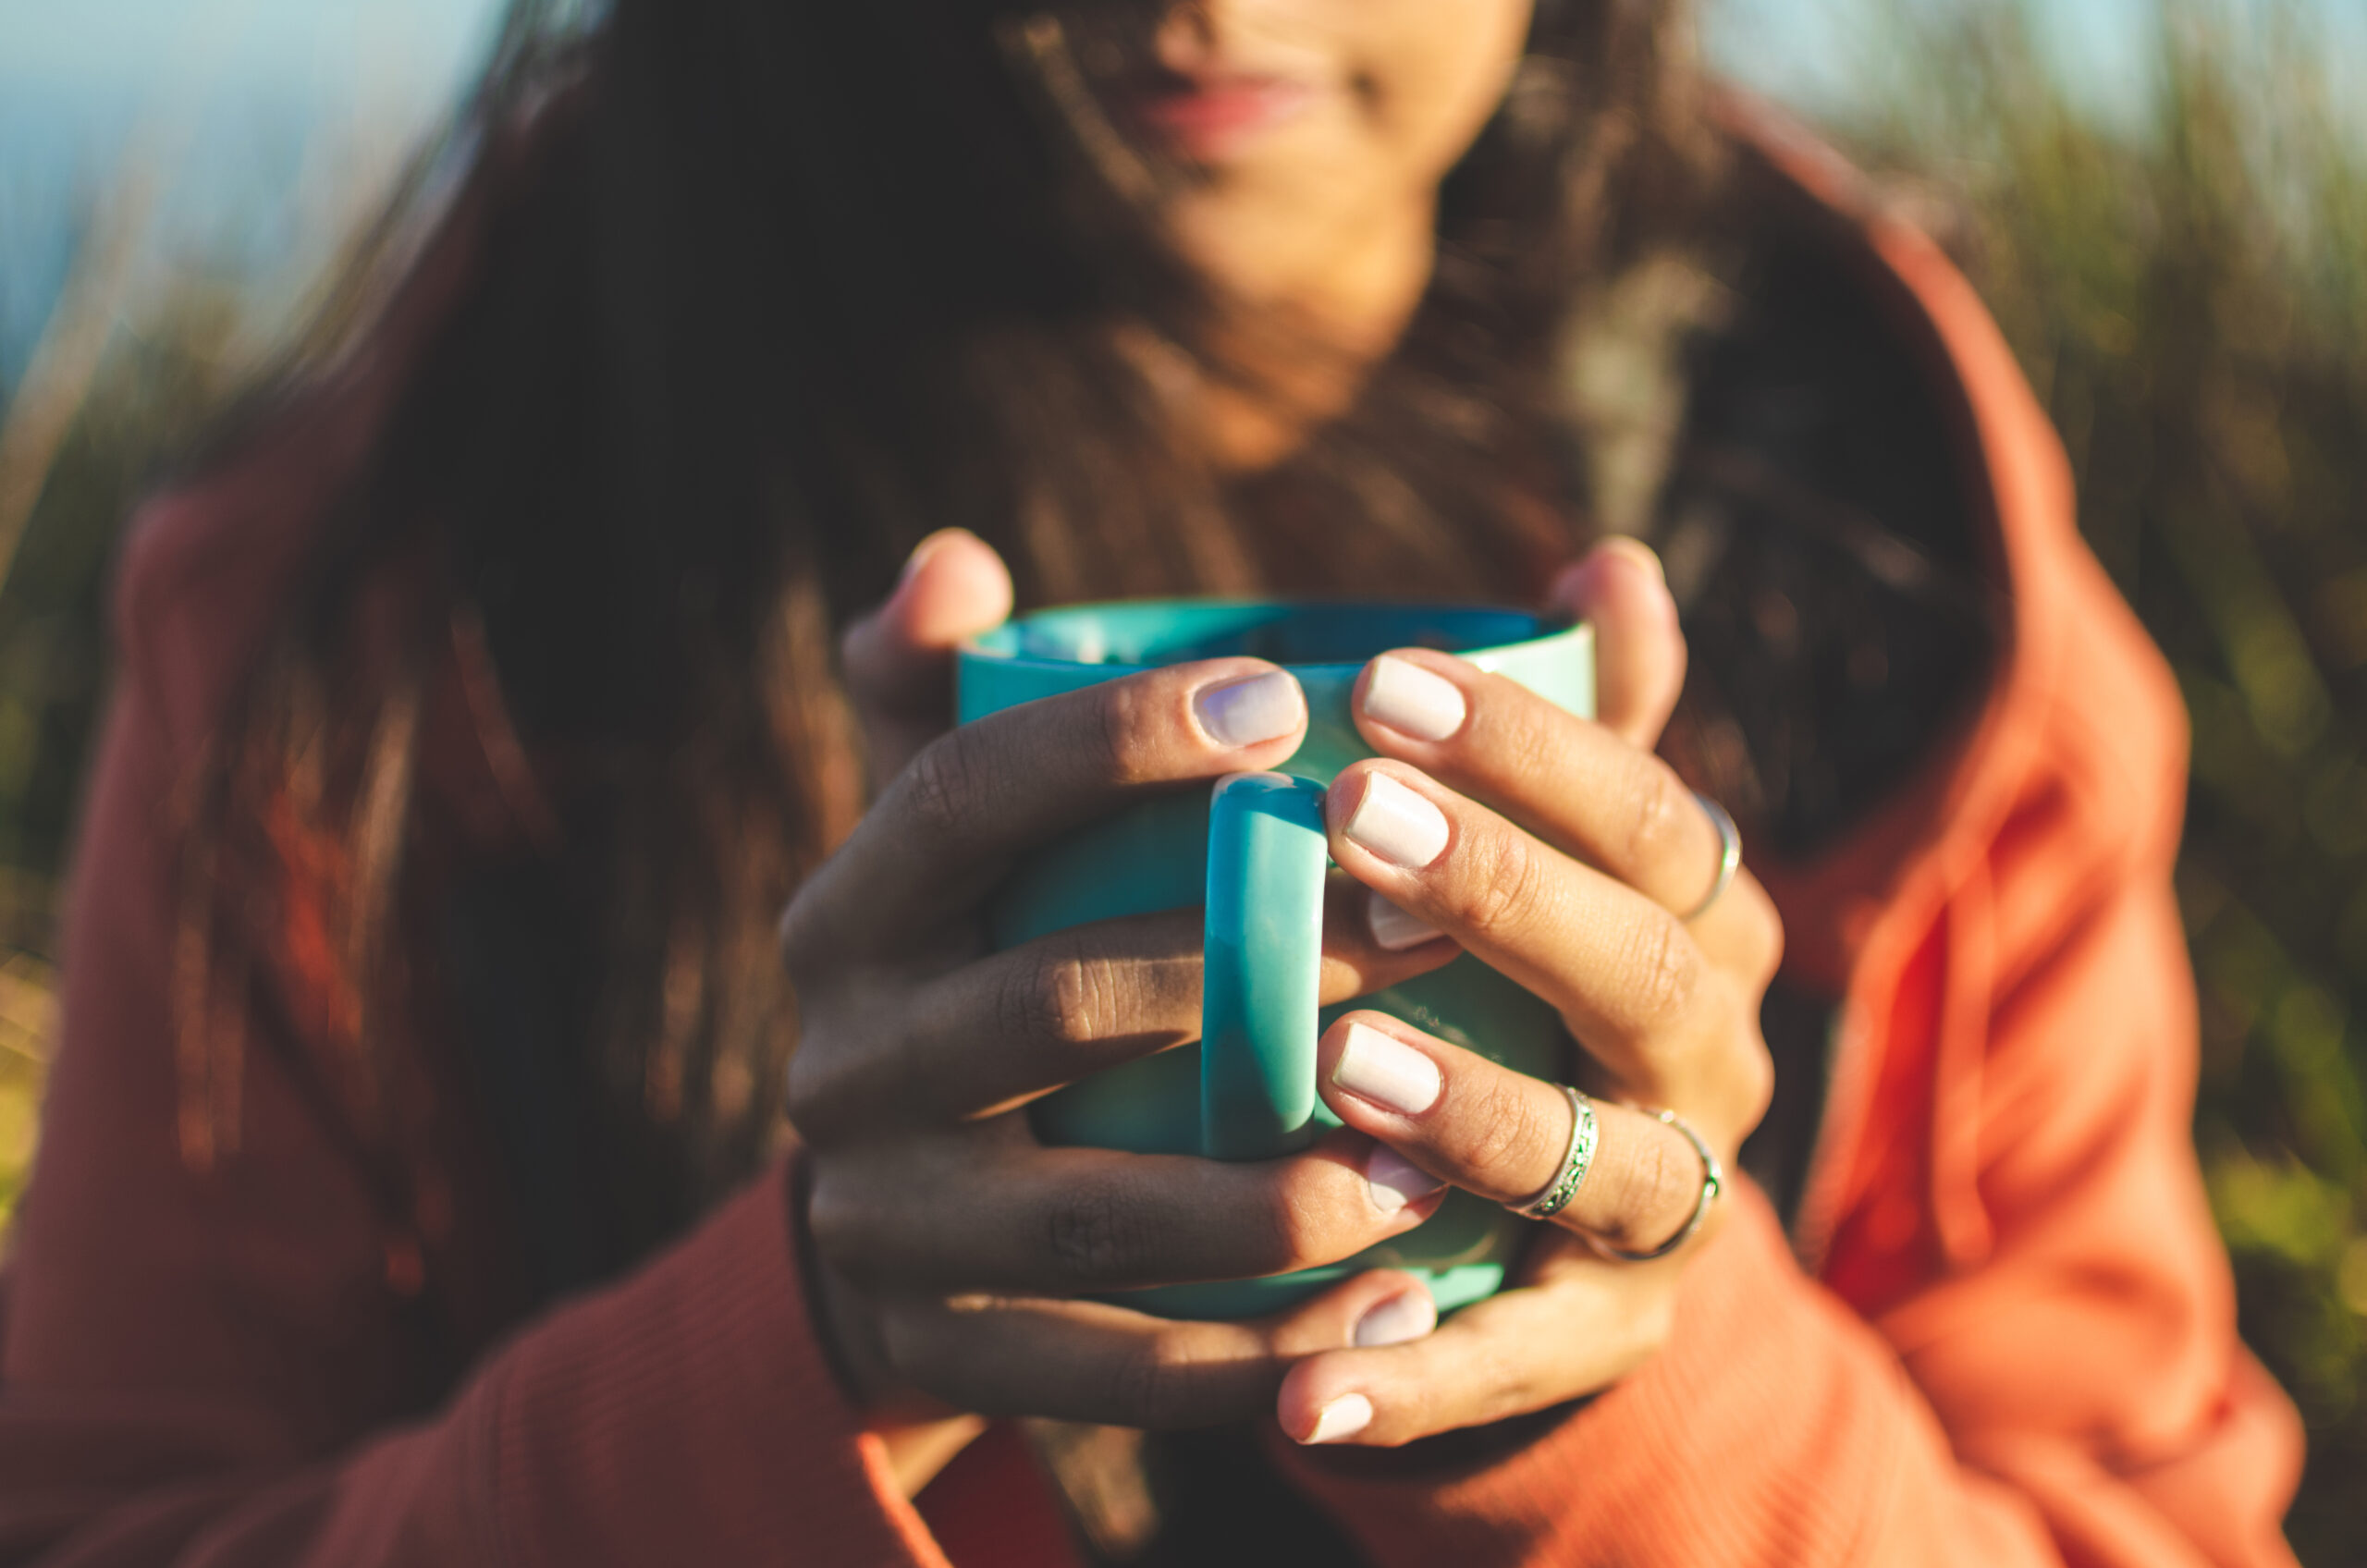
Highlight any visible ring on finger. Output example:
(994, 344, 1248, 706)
(1681, 792, 1742, 923)
(1508, 1084, 1598, 1221)
(1588, 1108, 1724, 1263)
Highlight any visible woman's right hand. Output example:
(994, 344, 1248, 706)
(785, 538, 1455, 1436)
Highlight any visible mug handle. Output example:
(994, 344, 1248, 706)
(1200, 772, 1331, 1160)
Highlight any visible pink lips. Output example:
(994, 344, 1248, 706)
(1123, 74, 1317, 159)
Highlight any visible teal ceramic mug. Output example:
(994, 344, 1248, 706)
(956, 600, 1593, 1319)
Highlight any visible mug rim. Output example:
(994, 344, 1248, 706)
(959, 595, 1589, 675)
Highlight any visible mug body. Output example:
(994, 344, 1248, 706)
(957, 601, 1593, 1317)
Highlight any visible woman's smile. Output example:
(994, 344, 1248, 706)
(1119, 67, 1323, 161)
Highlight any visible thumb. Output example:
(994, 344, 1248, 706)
(841, 530, 1014, 784)
(1550, 537, 1686, 751)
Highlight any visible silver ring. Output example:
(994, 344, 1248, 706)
(1682, 792, 1741, 923)
(1509, 1084, 1598, 1221)
(1589, 1109, 1723, 1262)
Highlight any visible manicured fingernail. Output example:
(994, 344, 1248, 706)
(1355, 1290, 1438, 1348)
(1194, 670, 1305, 749)
(1301, 1393, 1374, 1445)
(1361, 655, 1466, 742)
(1343, 773, 1449, 868)
(1364, 1144, 1446, 1214)
(1367, 890, 1443, 952)
(1334, 1022, 1442, 1115)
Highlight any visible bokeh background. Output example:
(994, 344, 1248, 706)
(1, 0, 2361, 1558)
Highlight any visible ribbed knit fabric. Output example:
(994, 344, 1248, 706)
(477, 1166, 940, 1567)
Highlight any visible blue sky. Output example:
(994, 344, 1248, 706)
(0, 0, 497, 95)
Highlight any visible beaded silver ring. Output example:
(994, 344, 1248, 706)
(1510, 1084, 1599, 1221)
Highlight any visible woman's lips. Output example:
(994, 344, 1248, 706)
(1122, 75, 1318, 160)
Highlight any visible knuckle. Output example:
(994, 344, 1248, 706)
(1617, 912, 1699, 1035)
(1735, 1028, 1776, 1133)
(1253, 1170, 1333, 1274)
(782, 1043, 839, 1132)
(1622, 757, 1698, 875)
(782, 1000, 893, 1137)
(876, 1303, 963, 1399)
(1093, 686, 1140, 786)
(1044, 1178, 1154, 1287)
(1456, 825, 1542, 945)
(1001, 937, 1116, 1050)
(901, 730, 989, 845)
(1093, 680, 1158, 787)
(1493, 698, 1564, 788)
(1464, 1073, 1554, 1189)
(1612, 1129, 1686, 1248)
(1109, 1339, 1194, 1429)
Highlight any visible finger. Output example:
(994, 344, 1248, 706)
(1315, 1012, 1708, 1255)
(877, 1268, 1434, 1429)
(791, 889, 1458, 1133)
(842, 530, 1016, 782)
(808, 1130, 1448, 1296)
(1548, 538, 1684, 750)
(1277, 1242, 1679, 1446)
(1324, 760, 1726, 1100)
(1349, 646, 1732, 920)
(780, 658, 1309, 970)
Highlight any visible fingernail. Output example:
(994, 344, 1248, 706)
(1343, 773, 1449, 868)
(1361, 655, 1466, 742)
(1598, 535, 1666, 585)
(1334, 1022, 1442, 1115)
(899, 527, 970, 584)
(1302, 1393, 1374, 1445)
(1365, 1144, 1446, 1214)
(1367, 890, 1443, 952)
(1195, 670, 1305, 749)
(1354, 1290, 1438, 1348)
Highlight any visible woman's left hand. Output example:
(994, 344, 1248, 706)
(1278, 539, 1784, 1448)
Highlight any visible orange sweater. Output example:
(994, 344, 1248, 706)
(0, 113, 2302, 1566)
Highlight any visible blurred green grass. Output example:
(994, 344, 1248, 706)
(0, 2, 2361, 1558)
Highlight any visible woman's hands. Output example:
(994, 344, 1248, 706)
(801, 529, 1784, 1462)
(1275, 541, 1784, 1447)
(787, 535, 1459, 1449)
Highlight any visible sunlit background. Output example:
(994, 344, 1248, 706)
(2, 0, 2363, 1560)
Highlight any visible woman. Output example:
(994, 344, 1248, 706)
(0, 1, 2305, 1563)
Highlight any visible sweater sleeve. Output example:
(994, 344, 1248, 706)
(0, 565, 948, 1567)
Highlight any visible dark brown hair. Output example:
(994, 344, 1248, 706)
(186, 0, 1715, 1290)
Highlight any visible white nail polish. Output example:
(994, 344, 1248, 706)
(1367, 890, 1443, 952)
(1194, 671, 1305, 749)
(1303, 1393, 1374, 1445)
(1365, 1144, 1445, 1214)
(1333, 1022, 1442, 1115)
(1362, 655, 1466, 741)
(1354, 1291, 1438, 1349)
(1343, 773, 1450, 868)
